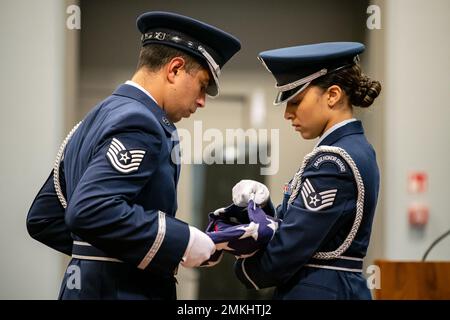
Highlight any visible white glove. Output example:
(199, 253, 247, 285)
(232, 179, 270, 207)
(180, 226, 216, 268)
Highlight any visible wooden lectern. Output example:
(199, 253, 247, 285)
(374, 260, 450, 299)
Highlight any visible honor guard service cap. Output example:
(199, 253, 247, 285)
(258, 42, 365, 105)
(137, 11, 241, 97)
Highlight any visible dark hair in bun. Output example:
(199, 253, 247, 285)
(311, 64, 381, 108)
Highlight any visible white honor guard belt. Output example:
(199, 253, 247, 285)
(304, 256, 364, 273)
(282, 256, 364, 291)
(72, 241, 123, 263)
(71, 241, 179, 277)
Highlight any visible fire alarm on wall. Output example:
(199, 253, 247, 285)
(408, 172, 428, 193)
(408, 202, 429, 227)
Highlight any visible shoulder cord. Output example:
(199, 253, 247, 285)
(288, 146, 365, 260)
(53, 121, 83, 209)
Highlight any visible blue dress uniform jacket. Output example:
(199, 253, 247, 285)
(27, 84, 191, 299)
(235, 120, 380, 299)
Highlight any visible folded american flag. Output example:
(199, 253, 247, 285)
(201, 200, 279, 266)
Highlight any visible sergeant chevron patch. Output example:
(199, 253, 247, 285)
(106, 138, 146, 173)
(300, 178, 337, 211)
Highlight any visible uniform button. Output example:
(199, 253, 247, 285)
(162, 117, 171, 126)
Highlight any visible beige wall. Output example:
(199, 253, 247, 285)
(382, 0, 450, 260)
(0, 0, 67, 299)
(362, 0, 387, 267)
